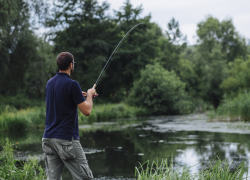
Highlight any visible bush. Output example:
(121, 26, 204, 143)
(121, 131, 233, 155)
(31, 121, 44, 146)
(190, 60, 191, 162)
(128, 63, 194, 115)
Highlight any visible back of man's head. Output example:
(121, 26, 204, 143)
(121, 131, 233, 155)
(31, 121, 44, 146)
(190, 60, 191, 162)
(57, 52, 74, 70)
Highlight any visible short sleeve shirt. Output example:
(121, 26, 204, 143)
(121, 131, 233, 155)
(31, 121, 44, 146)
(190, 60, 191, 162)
(43, 72, 85, 140)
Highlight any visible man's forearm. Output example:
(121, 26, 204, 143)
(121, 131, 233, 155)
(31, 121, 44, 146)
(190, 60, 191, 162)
(86, 95, 93, 113)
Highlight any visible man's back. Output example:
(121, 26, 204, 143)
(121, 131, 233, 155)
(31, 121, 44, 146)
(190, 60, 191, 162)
(43, 72, 85, 140)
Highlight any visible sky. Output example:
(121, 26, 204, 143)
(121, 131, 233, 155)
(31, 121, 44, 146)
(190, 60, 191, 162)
(98, 0, 250, 45)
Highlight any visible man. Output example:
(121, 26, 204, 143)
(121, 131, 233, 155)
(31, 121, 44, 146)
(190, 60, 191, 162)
(42, 52, 96, 180)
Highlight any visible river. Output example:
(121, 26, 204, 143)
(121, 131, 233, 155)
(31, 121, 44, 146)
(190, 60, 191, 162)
(1, 114, 250, 179)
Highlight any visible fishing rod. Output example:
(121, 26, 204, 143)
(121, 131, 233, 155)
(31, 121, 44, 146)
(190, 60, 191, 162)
(92, 22, 145, 98)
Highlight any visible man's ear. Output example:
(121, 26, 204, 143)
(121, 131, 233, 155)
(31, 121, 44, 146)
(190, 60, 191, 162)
(69, 63, 73, 69)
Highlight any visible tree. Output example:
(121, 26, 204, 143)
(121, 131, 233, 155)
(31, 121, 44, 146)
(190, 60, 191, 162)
(0, 0, 38, 95)
(155, 18, 187, 72)
(179, 16, 248, 108)
(197, 16, 248, 62)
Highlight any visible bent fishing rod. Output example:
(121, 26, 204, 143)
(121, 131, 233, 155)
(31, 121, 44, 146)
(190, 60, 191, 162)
(91, 22, 145, 98)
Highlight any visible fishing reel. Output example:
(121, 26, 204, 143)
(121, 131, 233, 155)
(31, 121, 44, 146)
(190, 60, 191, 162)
(93, 92, 98, 99)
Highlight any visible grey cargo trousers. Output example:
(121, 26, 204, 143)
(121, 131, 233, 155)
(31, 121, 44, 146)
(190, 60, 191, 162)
(42, 138, 93, 180)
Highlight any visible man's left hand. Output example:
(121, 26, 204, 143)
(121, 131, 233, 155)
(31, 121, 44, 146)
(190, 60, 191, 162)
(82, 91, 87, 97)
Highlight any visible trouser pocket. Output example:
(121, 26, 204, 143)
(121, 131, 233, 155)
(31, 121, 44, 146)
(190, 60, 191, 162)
(42, 139, 56, 155)
(58, 141, 76, 160)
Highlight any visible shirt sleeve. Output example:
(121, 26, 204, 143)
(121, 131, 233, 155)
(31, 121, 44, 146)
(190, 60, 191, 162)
(71, 81, 86, 105)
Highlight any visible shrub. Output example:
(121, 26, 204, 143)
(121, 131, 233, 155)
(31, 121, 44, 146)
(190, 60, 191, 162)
(0, 138, 46, 179)
(128, 63, 194, 115)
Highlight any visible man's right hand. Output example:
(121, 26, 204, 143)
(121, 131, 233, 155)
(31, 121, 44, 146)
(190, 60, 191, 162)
(87, 88, 96, 97)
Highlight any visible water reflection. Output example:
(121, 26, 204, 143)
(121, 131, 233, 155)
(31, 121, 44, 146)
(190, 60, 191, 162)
(1, 115, 250, 179)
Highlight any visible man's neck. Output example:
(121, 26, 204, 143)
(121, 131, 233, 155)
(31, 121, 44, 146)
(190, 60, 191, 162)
(59, 70, 71, 76)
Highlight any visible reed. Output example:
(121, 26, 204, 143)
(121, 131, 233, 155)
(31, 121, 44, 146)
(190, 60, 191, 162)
(215, 92, 250, 121)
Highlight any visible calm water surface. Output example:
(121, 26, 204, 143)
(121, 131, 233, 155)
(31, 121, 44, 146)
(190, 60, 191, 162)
(1, 114, 250, 179)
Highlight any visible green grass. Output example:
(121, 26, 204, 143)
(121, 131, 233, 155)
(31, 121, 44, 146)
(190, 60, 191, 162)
(0, 138, 46, 180)
(135, 158, 248, 180)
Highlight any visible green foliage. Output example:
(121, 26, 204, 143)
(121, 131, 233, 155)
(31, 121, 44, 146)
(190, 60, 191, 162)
(78, 103, 148, 124)
(197, 16, 247, 62)
(0, 0, 57, 98)
(128, 63, 194, 115)
(177, 16, 248, 108)
(135, 158, 247, 180)
(0, 138, 46, 179)
(216, 92, 250, 121)
(155, 18, 187, 72)
(220, 56, 250, 94)
(0, 94, 44, 110)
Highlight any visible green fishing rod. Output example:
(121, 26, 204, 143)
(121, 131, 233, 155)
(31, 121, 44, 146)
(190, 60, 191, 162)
(92, 22, 145, 98)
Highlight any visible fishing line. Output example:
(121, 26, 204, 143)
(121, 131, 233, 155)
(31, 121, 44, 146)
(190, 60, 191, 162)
(94, 22, 145, 86)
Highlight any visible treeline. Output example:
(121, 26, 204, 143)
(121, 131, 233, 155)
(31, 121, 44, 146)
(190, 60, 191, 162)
(0, 0, 249, 115)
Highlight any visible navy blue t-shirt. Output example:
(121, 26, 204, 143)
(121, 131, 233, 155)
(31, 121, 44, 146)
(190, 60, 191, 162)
(43, 72, 85, 140)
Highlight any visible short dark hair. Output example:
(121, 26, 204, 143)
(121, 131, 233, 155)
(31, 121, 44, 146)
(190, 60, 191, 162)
(56, 52, 74, 70)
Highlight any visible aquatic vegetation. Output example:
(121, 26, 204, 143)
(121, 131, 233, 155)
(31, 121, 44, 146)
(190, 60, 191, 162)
(0, 138, 46, 180)
(135, 158, 248, 180)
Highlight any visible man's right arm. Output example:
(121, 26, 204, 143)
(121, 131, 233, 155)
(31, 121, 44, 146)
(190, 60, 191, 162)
(77, 88, 96, 116)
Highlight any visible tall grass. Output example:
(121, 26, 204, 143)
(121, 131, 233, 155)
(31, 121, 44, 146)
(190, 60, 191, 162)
(135, 158, 193, 179)
(0, 138, 46, 179)
(78, 103, 149, 124)
(0, 103, 147, 131)
(135, 158, 248, 180)
(0, 106, 45, 131)
(215, 92, 250, 121)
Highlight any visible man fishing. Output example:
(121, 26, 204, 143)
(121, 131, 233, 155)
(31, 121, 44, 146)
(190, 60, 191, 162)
(42, 52, 95, 179)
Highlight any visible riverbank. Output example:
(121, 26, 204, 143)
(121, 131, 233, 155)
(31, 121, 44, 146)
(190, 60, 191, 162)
(0, 103, 148, 131)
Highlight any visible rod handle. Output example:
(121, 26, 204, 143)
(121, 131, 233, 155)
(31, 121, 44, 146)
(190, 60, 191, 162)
(92, 84, 98, 98)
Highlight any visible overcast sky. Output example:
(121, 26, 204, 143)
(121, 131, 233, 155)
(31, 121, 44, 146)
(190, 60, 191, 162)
(98, 0, 250, 45)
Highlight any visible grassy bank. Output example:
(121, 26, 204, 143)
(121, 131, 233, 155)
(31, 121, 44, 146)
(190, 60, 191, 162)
(209, 92, 250, 121)
(0, 138, 46, 179)
(135, 158, 248, 179)
(0, 103, 148, 131)
(78, 103, 149, 124)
